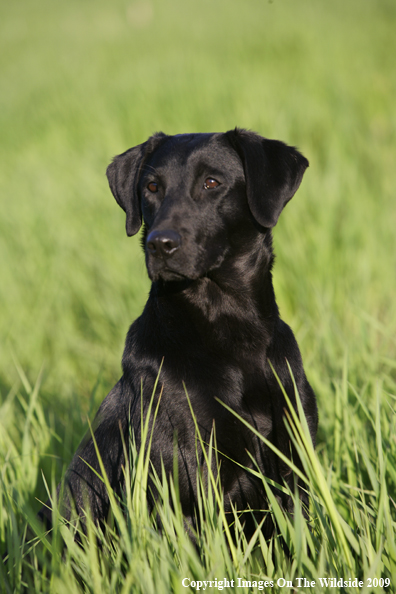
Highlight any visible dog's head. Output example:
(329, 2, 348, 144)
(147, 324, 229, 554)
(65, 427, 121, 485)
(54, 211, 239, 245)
(107, 129, 308, 282)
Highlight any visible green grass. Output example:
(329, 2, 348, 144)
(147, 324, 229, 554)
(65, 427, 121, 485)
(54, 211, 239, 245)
(1, 0, 396, 591)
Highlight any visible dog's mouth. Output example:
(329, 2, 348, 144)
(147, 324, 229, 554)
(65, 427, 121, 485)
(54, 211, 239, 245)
(148, 264, 191, 283)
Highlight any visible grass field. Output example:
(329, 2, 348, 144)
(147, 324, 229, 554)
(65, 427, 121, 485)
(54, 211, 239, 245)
(1, 0, 396, 592)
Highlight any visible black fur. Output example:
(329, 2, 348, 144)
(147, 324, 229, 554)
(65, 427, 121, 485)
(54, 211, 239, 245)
(39, 128, 317, 539)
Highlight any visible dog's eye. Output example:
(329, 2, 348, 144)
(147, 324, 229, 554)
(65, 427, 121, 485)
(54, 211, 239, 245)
(203, 178, 220, 190)
(147, 182, 158, 193)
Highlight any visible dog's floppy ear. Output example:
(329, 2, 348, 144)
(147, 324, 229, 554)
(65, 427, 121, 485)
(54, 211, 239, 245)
(226, 128, 309, 228)
(106, 133, 167, 236)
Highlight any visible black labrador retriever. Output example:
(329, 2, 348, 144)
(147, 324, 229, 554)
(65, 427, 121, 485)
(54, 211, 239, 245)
(39, 128, 318, 539)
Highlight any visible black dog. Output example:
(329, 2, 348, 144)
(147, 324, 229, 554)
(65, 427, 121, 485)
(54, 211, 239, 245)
(39, 128, 317, 539)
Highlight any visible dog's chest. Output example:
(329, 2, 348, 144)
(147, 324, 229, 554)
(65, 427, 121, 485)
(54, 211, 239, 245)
(140, 355, 273, 447)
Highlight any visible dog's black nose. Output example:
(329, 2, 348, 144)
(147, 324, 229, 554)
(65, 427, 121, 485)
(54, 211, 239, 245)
(146, 230, 181, 258)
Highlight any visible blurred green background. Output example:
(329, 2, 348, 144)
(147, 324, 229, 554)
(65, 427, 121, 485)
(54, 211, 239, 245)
(0, 0, 395, 465)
